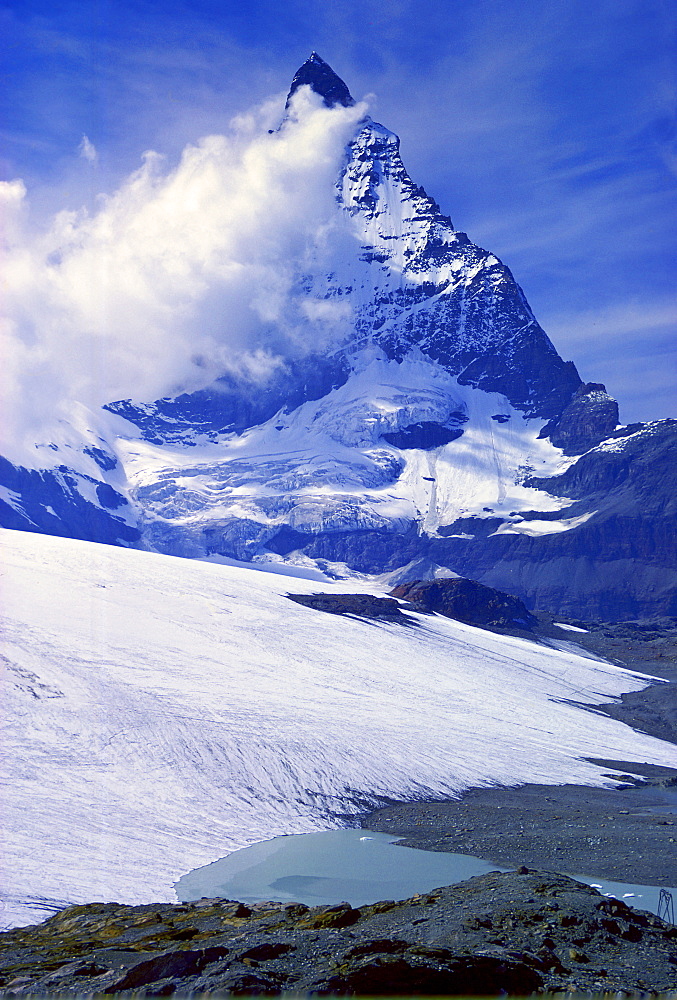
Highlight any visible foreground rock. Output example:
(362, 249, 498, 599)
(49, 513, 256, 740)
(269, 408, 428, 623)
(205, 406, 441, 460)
(1, 872, 676, 995)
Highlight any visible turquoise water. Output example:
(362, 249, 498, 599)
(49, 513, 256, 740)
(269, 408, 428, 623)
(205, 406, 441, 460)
(175, 830, 509, 908)
(175, 828, 676, 919)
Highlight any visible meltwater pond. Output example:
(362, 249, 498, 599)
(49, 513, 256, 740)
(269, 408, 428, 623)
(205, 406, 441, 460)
(175, 829, 676, 918)
(175, 830, 508, 908)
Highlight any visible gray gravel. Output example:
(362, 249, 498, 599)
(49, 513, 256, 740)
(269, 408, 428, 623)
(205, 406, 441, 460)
(363, 616, 677, 885)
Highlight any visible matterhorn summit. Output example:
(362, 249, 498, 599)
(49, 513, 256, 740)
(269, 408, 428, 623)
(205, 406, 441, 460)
(1, 54, 675, 619)
(286, 51, 356, 108)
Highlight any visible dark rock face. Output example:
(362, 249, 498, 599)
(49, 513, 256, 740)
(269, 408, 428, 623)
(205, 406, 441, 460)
(390, 577, 536, 628)
(286, 592, 418, 625)
(528, 418, 676, 508)
(106, 353, 351, 445)
(285, 51, 355, 109)
(0, 457, 139, 547)
(381, 421, 465, 450)
(1, 872, 676, 996)
(264, 526, 315, 556)
(302, 525, 423, 575)
(540, 382, 620, 455)
(203, 518, 271, 562)
(449, 311, 582, 421)
(429, 519, 677, 621)
(426, 420, 677, 620)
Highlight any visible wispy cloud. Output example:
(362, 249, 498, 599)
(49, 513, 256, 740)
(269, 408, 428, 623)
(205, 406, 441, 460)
(544, 301, 677, 347)
(0, 89, 367, 462)
(78, 134, 97, 163)
(540, 299, 677, 421)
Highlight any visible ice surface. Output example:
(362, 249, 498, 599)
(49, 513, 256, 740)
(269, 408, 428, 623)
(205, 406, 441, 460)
(491, 512, 596, 537)
(114, 355, 575, 563)
(1, 528, 674, 929)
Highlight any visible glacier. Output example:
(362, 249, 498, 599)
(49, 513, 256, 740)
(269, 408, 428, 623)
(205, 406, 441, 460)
(115, 354, 576, 565)
(1, 527, 675, 930)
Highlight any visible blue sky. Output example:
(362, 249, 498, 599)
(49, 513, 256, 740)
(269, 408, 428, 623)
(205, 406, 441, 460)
(2, 0, 675, 423)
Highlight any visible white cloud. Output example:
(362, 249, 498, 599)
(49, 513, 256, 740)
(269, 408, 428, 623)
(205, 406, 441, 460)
(0, 177, 27, 226)
(78, 134, 98, 163)
(301, 298, 353, 323)
(0, 89, 368, 463)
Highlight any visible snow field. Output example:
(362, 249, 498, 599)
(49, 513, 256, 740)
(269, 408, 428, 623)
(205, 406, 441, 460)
(116, 355, 574, 557)
(1, 528, 674, 929)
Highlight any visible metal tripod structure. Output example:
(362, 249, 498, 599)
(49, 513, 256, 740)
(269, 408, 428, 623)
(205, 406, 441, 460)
(658, 888, 675, 925)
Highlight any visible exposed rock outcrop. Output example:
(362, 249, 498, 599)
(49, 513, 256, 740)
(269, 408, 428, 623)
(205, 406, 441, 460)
(286, 592, 418, 625)
(0, 457, 139, 547)
(1, 872, 676, 995)
(286, 50, 356, 109)
(390, 577, 536, 628)
(540, 382, 619, 455)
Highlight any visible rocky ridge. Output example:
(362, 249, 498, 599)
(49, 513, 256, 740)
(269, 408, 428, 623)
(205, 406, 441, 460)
(541, 382, 620, 455)
(1, 871, 676, 996)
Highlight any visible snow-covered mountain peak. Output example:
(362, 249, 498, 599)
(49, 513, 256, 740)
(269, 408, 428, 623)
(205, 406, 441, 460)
(286, 52, 356, 110)
(339, 117, 453, 275)
(3, 56, 672, 620)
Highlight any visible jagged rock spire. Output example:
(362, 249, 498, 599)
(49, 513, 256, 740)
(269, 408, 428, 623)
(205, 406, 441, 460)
(285, 52, 355, 109)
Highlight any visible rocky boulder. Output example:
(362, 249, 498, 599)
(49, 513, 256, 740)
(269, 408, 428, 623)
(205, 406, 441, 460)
(390, 577, 536, 629)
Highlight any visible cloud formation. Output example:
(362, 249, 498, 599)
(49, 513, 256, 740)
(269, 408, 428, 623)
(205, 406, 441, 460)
(78, 135, 98, 163)
(1, 88, 367, 463)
